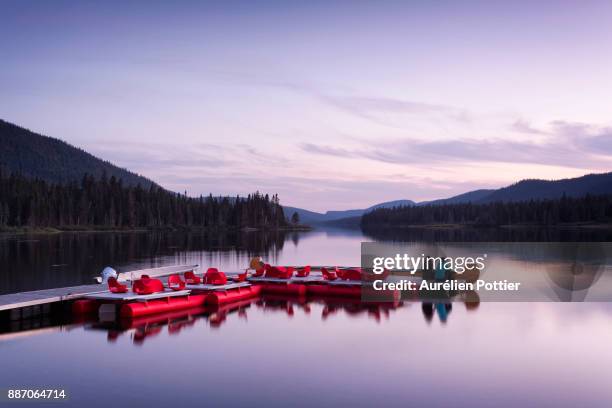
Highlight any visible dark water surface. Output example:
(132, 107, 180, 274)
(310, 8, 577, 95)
(1, 227, 612, 407)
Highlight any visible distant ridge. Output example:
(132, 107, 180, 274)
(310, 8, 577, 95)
(419, 173, 612, 206)
(288, 172, 612, 225)
(0, 119, 157, 188)
(475, 173, 612, 203)
(417, 189, 495, 206)
(284, 199, 415, 224)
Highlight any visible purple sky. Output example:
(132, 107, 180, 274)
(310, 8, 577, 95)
(2, 1, 612, 211)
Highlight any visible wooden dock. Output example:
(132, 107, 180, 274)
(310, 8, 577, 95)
(0, 284, 105, 312)
(0, 264, 199, 316)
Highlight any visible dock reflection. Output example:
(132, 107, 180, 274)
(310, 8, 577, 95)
(81, 295, 480, 345)
(0, 294, 482, 345)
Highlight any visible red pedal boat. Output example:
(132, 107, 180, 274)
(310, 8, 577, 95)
(184, 270, 201, 285)
(264, 265, 294, 279)
(296, 265, 311, 277)
(204, 268, 228, 285)
(167, 274, 186, 291)
(132, 275, 165, 295)
(108, 277, 128, 293)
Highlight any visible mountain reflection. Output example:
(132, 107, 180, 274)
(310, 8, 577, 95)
(0, 230, 291, 294)
(362, 225, 612, 242)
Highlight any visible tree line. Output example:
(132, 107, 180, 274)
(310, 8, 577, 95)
(361, 194, 612, 227)
(0, 171, 287, 229)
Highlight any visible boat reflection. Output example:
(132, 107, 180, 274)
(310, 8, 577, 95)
(0, 292, 483, 345)
(83, 294, 481, 345)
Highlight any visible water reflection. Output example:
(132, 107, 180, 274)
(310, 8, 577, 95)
(365, 242, 612, 302)
(0, 294, 486, 346)
(85, 296, 409, 346)
(362, 225, 612, 242)
(2, 226, 609, 295)
(0, 296, 481, 345)
(0, 230, 290, 294)
(2, 300, 612, 407)
(2, 227, 612, 407)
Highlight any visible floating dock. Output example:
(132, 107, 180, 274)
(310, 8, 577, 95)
(1, 265, 401, 323)
(0, 284, 104, 312)
(0, 264, 198, 319)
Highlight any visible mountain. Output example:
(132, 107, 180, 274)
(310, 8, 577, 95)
(283, 206, 329, 224)
(289, 173, 612, 226)
(476, 173, 612, 203)
(284, 199, 415, 224)
(417, 173, 612, 207)
(417, 189, 495, 206)
(0, 119, 157, 188)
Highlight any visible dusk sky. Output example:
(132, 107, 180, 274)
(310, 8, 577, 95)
(2, 1, 612, 211)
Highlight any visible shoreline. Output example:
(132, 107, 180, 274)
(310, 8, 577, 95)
(361, 222, 612, 230)
(0, 224, 313, 235)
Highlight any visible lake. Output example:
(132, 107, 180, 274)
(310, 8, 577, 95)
(1, 227, 612, 407)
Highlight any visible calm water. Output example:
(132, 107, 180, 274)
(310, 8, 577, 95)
(1, 227, 612, 407)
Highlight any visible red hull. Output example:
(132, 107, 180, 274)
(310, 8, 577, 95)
(258, 283, 307, 297)
(120, 294, 208, 318)
(120, 306, 209, 328)
(72, 299, 100, 315)
(204, 286, 262, 306)
(120, 286, 262, 317)
(73, 281, 399, 318)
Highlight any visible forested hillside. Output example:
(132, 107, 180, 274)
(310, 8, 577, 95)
(0, 172, 287, 230)
(480, 172, 612, 203)
(417, 173, 612, 206)
(0, 119, 155, 188)
(361, 194, 612, 227)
